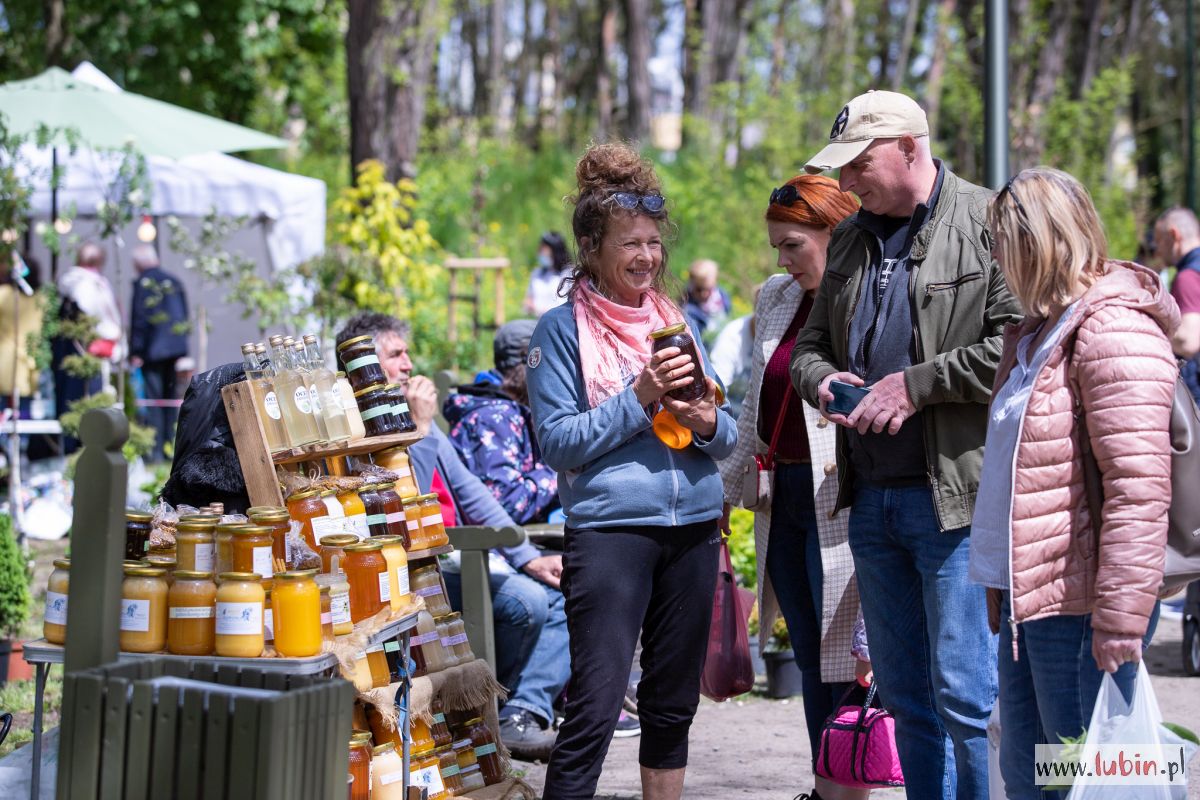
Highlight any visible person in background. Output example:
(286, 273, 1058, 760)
(791, 90, 1023, 800)
(0, 251, 44, 461)
(524, 231, 572, 317)
(973, 168, 1175, 799)
(444, 319, 559, 524)
(129, 244, 190, 462)
(528, 142, 737, 800)
(707, 283, 760, 417)
(335, 312, 573, 760)
(54, 241, 123, 452)
(1153, 206, 1200, 404)
(718, 175, 867, 800)
(682, 259, 732, 340)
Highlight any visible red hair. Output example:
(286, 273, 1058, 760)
(764, 174, 859, 229)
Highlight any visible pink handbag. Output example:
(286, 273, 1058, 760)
(815, 682, 905, 789)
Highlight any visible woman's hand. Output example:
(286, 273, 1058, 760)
(1092, 629, 1143, 673)
(719, 502, 732, 536)
(633, 346, 697, 406)
(854, 658, 874, 687)
(661, 377, 719, 439)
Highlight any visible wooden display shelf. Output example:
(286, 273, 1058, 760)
(406, 544, 454, 561)
(221, 381, 422, 507)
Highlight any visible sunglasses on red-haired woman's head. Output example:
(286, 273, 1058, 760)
(769, 184, 807, 207)
(605, 192, 666, 214)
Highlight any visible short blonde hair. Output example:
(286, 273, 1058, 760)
(988, 167, 1108, 317)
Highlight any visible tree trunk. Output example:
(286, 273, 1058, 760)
(597, 0, 616, 141)
(463, 1, 487, 116)
(44, 0, 66, 67)
(488, 0, 506, 133)
(769, 0, 790, 96)
(1076, 0, 1107, 98)
(924, 0, 957, 135)
(346, 0, 439, 183)
(892, 0, 923, 89)
(1017, 0, 1074, 166)
(545, 0, 564, 140)
(682, 0, 706, 117)
(622, 0, 653, 142)
(876, 0, 894, 86)
(515, 0, 534, 133)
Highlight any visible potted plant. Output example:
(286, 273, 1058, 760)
(748, 605, 802, 698)
(0, 514, 33, 683)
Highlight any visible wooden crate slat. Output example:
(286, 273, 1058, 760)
(227, 696, 261, 800)
(202, 694, 231, 800)
(148, 684, 180, 798)
(66, 674, 105, 800)
(56, 670, 79, 794)
(326, 681, 354, 799)
(98, 676, 130, 800)
(221, 382, 285, 507)
(174, 688, 206, 800)
(254, 697, 286, 800)
(121, 681, 154, 800)
(216, 663, 241, 687)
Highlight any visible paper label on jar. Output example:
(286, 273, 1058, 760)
(440, 763, 461, 778)
(348, 513, 370, 540)
(359, 405, 391, 421)
(252, 546, 273, 579)
(410, 631, 440, 646)
(293, 385, 312, 414)
(392, 402, 410, 415)
(385, 510, 406, 527)
(384, 640, 400, 653)
(327, 389, 345, 412)
(216, 601, 263, 635)
(263, 391, 282, 420)
(344, 354, 380, 371)
(378, 571, 391, 603)
(444, 633, 469, 647)
(366, 514, 387, 528)
(331, 592, 352, 625)
(475, 743, 498, 758)
(264, 608, 274, 641)
(406, 517, 422, 533)
(415, 585, 442, 598)
(389, 467, 412, 479)
(366, 643, 383, 654)
(321, 496, 345, 516)
(120, 598, 151, 632)
(379, 770, 405, 786)
(311, 515, 346, 539)
(193, 542, 215, 572)
(421, 513, 444, 528)
(411, 765, 444, 794)
(169, 606, 214, 619)
(44, 591, 68, 625)
(309, 384, 322, 413)
(320, 611, 332, 625)
(395, 569, 410, 597)
(433, 712, 446, 724)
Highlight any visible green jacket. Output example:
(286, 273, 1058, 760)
(790, 167, 1024, 532)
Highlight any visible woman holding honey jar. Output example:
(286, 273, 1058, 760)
(526, 142, 737, 800)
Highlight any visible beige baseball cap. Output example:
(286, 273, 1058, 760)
(804, 90, 930, 174)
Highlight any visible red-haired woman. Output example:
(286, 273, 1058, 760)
(719, 175, 869, 800)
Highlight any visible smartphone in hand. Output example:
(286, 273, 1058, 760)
(827, 380, 869, 417)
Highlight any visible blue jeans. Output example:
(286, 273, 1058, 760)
(768, 464, 856, 764)
(849, 484, 997, 800)
(997, 594, 1160, 800)
(443, 567, 570, 725)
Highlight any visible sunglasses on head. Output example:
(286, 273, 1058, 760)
(607, 192, 666, 214)
(769, 184, 807, 208)
(997, 175, 1028, 218)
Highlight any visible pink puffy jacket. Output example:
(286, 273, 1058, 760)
(994, 261, 1179, 638)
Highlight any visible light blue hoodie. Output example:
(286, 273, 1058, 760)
(526, 303, 737, 530)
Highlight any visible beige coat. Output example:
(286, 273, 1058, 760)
(0, 285, 43, 397)
(718, 274, 858, 682)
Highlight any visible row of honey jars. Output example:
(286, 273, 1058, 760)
(369, 446, 421, 499)
(341, 536, 411, 623)
(404, 494, 450, 551)
(286, 484, 410, 551)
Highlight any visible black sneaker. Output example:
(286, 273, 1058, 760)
(499, 710, 557, 762)
(612, 710, 641, 738)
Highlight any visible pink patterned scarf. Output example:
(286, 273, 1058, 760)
(573, 278, 684, 407)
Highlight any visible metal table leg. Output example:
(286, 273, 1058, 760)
(30, 662, 48, 800)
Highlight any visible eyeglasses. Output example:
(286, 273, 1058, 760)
(997, 175, 1028, 219)
(606, 192, 666, 214)
(769, 184, 808, 208)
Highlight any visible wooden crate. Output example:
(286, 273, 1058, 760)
(56, 658, 355, 800)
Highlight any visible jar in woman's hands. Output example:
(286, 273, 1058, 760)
(649, 324, 705, 402)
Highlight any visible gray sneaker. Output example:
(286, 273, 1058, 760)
(499, 710, 557, 762)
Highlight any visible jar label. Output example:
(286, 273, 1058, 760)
(366, 643, 383, 654)
(264, 391, 282, 420)
(331, 592, 352, 625)
(321, 496, 344, 517)
(411, 631, 440, 646)
(421, 513, 444, 528)
(388, 467, 412, 479)
(216, 601, 263, 635)
(328, 389, 345, 412)
(311, 515, 347, 539)
(309, 384, 322, 413)
(439, 636, 455, 649)
(293, 385, 312, 414)
(444, 633, 469, 647)
(44, 591, 68, 625)
(393, 402, 410, 415)
(396, 569, 410, 597)
(344, 354, 380, 372)
(384, 640, 400, 653)
(169, 606, 214, 619)
(433, 712, 446, 724)
(359, 405, 391, 421)
(252, 546, 273, 579)
(440, 763, 461, 778)
(411, 765, 444, 794)
(264, 608, 274, 641)
(379, 770, 405, 787)
(378, 571, 391, 603)
(366, 514, 387, 527)
(475, 743, 498, 758)
(349, 513, 370, 540)
(120, 598, 151, 632)
(193, 542, 215, 572)
(320, 611, 332, 625)
(415, 585, 442, 598)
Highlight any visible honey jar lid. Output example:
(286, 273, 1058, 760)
(352, 382, 387, 398)
(320, 489, 338, 497)
(177, 521, 216, 533)
(217, 571, 262, 582)
(373, 535, 405, 546)
(463, 717, 483, 726)
(337, 335, 374, 350)
(215, 522, 253, 533)
(248, 509, 290, 523)
(286, 489, 320, 501)
(342, 540, 383, 552)
(319, 584, 330, 594)
(319, 534, 359, 547)
(335, 371, 346, 378)
(649, 322, 688, 339)
(141, 556, 176, 567)
(173, 570, 214, 580)
(371, 742, 397, 757)
(52, 558, 70, 570)
(123, 566, 167, 578)
(233, 525, 274, 537)
(375, 482, 396, 491)
(376, 445, 408, 456)
(349, 730, 373, 746)
(415, 493, 440, 503)
(125, 509, 153, 522)
(178, 513, 220, 523)
(274, 569, 318, 581)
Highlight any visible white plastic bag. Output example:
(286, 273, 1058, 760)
(1066, 662, 1196, 800)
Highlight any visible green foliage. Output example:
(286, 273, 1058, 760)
(0, 515, 31, 638)
(727, 507, 757, 589)
(58, 393, 157, 469)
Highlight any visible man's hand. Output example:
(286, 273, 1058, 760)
(407, 375, 438, 435)
(719, 502, 732, 536)
(817, 371, 864, 427)
(522, 554, 563, 589)
(1092, 629, 1143, 673)
(661, 377, 719, 439)
(846, 371, 915, 435)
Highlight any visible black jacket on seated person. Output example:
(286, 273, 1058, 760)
(130, 266, 189, 363)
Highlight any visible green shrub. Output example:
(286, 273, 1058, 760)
(0, 515, 32, 638)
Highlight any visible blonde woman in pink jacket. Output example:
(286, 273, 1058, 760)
(969, 167, 1179, 800)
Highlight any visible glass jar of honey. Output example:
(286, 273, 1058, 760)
(286, 489, 328, 552)
(232, 525, 275, 580)
(272, 569, 321, 657)
(436, 744, 463, 795)
(359, 484, 390, 538)
(411, 609, 448, 677)
(337, 335, 387, 393)
(213, 522, 248, 576)
(417, 494, 449, 548)
(374, 483, 411, 548)
(319, 584, 334, 644)
(215, 572, 265, 658)
(442, 613, 473, 664)
(319, 534, 358, 574)
(457, 764, 485, 792)
(402, 495, 426, 550)
(465, 717, 504, 785)
(353, 383, 401, 438)
(263, 589, 274, 645)
(349, 650, 372, 692)
(141, 555, 178, 586)
(367, 704, 403, 749)
(120, 566, 169, 653)
(373, 448, 420, 499)
(383, 637, 405, 683)
(175, 521, 215, 573)
(347, 731, 372, 800)
(375, 535, 409, 611)
(383, 383, 417, 433)
(178, 512, 221, 526)
(248, 508, 291, 569)
(125, 509, 153, 561)
(43, 558, 69, 645)
(317, 572, 353, 636)
(409, 744, 447, 800)
(410, 566, 452, 618)
(337, 488, 370, 540)
(431, 702, 454, 749)
(167, 571, 216, 656)
(342, 540, 387, 623)
(371, 742, 407, 799)
(365, 643, 390, 688)
(436, 615, 460, 668)
(452, 737, 477, 770)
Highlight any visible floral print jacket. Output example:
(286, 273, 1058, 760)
(443, 383, 559, 525)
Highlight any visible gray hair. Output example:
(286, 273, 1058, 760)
(132, 244, 159, 270)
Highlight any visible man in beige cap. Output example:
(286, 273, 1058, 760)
(791, 90, 1022, 800)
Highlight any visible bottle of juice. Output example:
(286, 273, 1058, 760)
(270, 335, 321, 447)
(241, 343, 288, 454)
(290, 337, 331, 441)
(303, 334, 351, 442)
